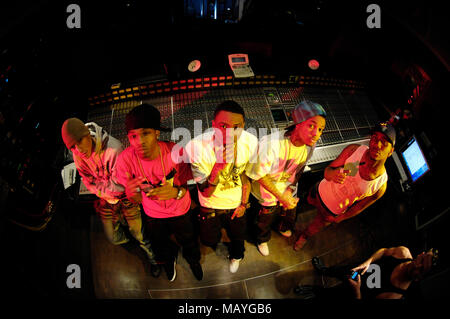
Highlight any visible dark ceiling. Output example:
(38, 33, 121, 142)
(0, 0, 449, 113)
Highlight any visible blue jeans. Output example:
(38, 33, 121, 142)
(94, 198, 156, 264)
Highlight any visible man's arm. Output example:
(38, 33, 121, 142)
(334, 181, 387, 224)
(197, 161, 231, 197)
(230, 173, 251, 220)
(324, 144, 360, 183)
(114, 152, 143, 204)
(240, 173, 251, 204)
(257, 175, 298, 209)
(76, 158, 122, 201)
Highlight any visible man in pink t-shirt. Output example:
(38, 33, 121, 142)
(115, 104, 202, 282)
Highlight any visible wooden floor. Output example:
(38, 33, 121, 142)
(90, 197, 407, 299)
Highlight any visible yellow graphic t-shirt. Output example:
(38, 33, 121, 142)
(185, 130, 258, 209)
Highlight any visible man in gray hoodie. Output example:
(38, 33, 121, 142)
(61, 117, 160, 277)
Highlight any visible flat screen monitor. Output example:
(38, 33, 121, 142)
(400, 135, 430, 183)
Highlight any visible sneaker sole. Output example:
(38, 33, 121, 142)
(168, 260, 177, 282)
(257, 245, 269, 256)
(169, 267, 176, 282)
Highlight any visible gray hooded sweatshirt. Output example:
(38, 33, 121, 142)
(72, 122, 125, 203)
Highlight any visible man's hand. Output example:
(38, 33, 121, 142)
(279, 188, 299, 210)
(208, 143, 235, 185)
(328, 167, 347, 184)
(146, 181, 178, 200)
(125, 173, 145, 204)
(231, 204, 246, 220)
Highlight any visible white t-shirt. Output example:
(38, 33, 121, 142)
(318, 145, 388, 215)
(246, 130, 309, 207)
(185, 129, 258, 209)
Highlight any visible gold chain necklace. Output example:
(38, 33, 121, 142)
(136, 143, 166, 186)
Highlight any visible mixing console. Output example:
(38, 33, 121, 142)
(86, 86, 379, 171)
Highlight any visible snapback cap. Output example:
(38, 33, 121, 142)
(373, 122, 396, 146)
(291, 100, 327, 125)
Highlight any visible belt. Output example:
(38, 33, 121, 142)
(199, 207, 235, 219)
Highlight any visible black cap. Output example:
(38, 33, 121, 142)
(373, 122, 396, 146)
(125, 103, 171, 132)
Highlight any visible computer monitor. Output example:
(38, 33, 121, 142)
(400, 135, 430, 183)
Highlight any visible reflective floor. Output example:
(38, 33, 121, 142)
(91, 190, 411, 299)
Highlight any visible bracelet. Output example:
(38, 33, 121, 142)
(175, 186, 184, 200)
(240, 202, 251, 209)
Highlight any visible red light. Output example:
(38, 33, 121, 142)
(308, 59, 320, 70)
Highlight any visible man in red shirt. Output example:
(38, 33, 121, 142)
(115, 104, 202, 281)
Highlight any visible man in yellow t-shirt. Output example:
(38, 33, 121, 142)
(247, 101, 326, 256)
(186, 100, 258, 273)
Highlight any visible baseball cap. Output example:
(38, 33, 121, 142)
(373, 122, 396, 146)
(125, 103, 171, 132)
(290, 100, 327, 125)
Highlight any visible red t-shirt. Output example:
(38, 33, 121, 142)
(115, 141, 192, 218)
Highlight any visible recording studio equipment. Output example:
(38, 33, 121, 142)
(86, 81, 379, 182)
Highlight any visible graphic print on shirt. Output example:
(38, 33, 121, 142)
(342, 161, 363, 176)
(219, 164, 245, 191)
(142, 168, 177, 190)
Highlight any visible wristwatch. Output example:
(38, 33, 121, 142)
(175, 186, 184, 200)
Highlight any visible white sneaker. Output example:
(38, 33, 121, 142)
(280, 230, 292, 237)
(257, 242, 269, 256)
(229, 258, 242, 273)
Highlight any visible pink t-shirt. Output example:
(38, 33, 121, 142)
(115, 141, 192, 218)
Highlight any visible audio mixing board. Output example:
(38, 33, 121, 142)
(81, 85, 379, 195)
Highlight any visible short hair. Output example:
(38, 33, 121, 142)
(213, 100, 245, 119)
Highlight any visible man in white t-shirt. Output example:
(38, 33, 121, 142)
(294, 123, 395, 251)
(246, 101, 326, 256)
(186, 100, 258, 273)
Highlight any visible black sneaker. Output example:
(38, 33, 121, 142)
(293, 285, 316, 299)
(189, 262, 203, 281)
(150, 263, 161, 278)
(312, 257, 328, 275)
(163, 259, 177, 282)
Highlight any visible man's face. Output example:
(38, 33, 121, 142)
(212, 110, 245, 145)
(290, 115, 326, 147)
(72, 135, 93, 159)
(127, 128, 160, 159)
(369, 132, 394, 160)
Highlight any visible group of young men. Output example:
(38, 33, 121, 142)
(61, 99, 396, 283)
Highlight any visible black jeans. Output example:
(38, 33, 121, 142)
(254, 204, 297, 244)
(145, 210, 201, 265)
(198, 207, 247, 260)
